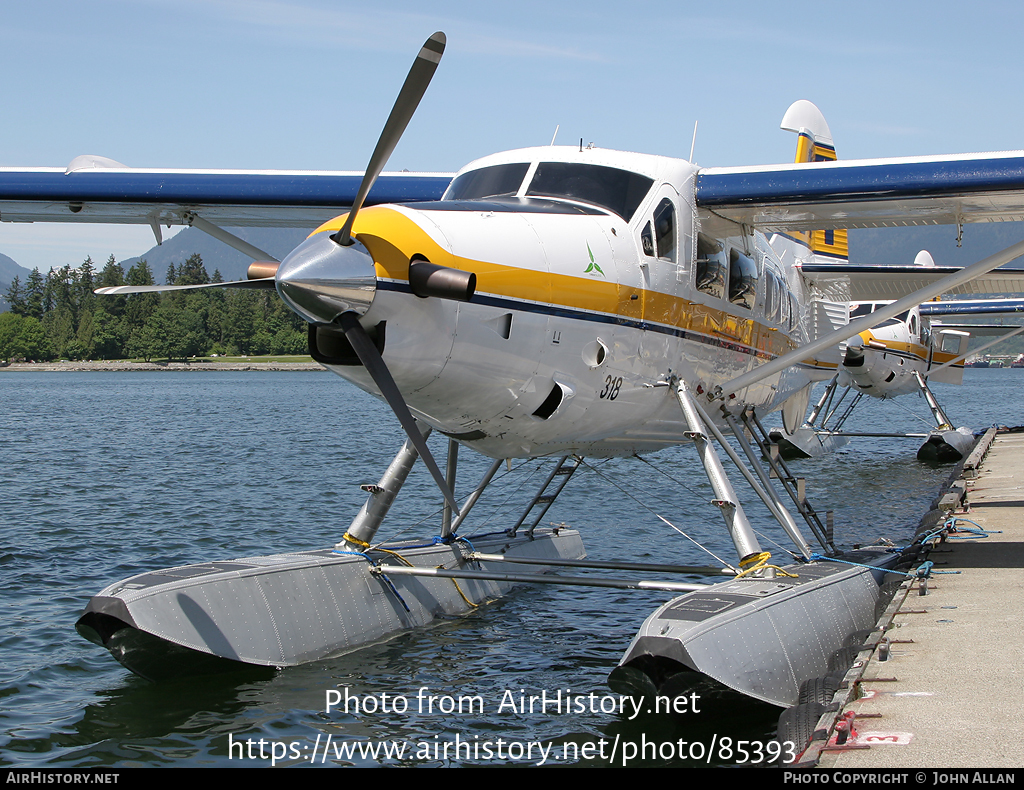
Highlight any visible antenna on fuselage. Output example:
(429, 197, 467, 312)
(550, 125, 559, 145)
(689, 120, 699, 162)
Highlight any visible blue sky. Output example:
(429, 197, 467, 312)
(3, 0, 1023, 272)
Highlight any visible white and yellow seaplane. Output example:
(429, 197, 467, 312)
(6, 33, 1024, 710)
(749, 101, 1024, 462)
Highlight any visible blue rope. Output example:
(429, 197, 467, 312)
(330, 549, 412, 612)
(807, 553, 915, 577)
(945, 516, 1001, 539)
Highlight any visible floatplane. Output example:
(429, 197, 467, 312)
(750, 102, 1024, 463)
(6, 33, 1024, 715)
(769, 262, 1024, 462)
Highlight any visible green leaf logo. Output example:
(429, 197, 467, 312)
(584, 243, 605, 277)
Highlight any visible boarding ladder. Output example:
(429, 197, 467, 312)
(508, 456, 583, 538)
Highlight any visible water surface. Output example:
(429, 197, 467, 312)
(1, 369, 1015, 767)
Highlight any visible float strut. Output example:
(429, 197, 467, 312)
(719, 409, 814, 558)
(914, 371, 953, 429)
(673, 378, 762, 562)
(339, 424, 432, 550)
(440, 439, 459, 538)
(448, 458, 503, 535)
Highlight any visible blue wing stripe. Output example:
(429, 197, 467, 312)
(0, 171, 452, 207)
(696, 155, 1024, 206)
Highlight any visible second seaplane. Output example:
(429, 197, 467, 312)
(6, 33, 1024, 710)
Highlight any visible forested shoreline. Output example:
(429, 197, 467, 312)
(1, 254, 307, 362)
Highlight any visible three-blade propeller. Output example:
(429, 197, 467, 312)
(328, 30, 458, 514)
(95, 32, 461, 515)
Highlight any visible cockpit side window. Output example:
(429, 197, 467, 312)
(444, 163, 530, 200)
(526, 162, 653, 221)
(654, 198, 676, 262)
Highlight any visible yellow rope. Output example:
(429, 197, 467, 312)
(373, 548, 415, 567)
(735, 551, 799, 579)
(371, 547, 480, 608)
(342, 533, 370, 549)
(450, 575, 480, 608)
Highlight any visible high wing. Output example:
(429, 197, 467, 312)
(0, 160, 453, 229)
(696, 151, 1024, 231)
(798, 264, 1024, 300)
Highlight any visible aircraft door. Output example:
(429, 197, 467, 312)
(636, 186, 689, 325)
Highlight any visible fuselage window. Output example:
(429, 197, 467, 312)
(764, 271, 777, 323)
(728, 249, 757, 309)
(526, 162, 654, 221)
(764, 268, 787, 325)
(695, 234, 727, 300)
(654, 198, 676, 262)
(444, 163, 530, 200)
(789, 293, 800, 331)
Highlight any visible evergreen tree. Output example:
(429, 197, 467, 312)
(5, 276, 25, 315)
(24, 268, 45, 320)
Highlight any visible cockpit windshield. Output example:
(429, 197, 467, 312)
(444, 163, 530, 200)
(526, 162, 653, 221)
(444, 160, 654, 221)
(850, 303, 910, 327)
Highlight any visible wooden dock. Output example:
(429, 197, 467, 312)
(803, 429, 1024, 768)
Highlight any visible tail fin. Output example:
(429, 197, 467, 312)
(780, 100, 848, 262)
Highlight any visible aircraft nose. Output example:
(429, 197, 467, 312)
(275, 231, 377, 324)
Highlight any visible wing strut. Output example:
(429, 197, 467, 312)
(185, 212, 280, 263)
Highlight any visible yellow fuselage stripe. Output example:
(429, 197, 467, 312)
(312, 208, 797, 360)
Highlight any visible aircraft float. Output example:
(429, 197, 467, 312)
(5, 34, 1024, 721)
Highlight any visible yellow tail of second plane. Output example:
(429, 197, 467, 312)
(780, 100, 849, 262)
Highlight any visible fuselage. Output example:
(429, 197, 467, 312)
(839, 302, 964, 398)
(300, 146, 814, 459)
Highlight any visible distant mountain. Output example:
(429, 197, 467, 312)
(121, 227, 311, 282)
(0, 252, 33, 311)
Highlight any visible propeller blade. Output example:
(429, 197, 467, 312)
(95, 278, 275, 295)
(338, 311, 460, 515)
(333, 31, 446, 247)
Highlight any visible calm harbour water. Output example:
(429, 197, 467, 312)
(1, 368, 1017, 768)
